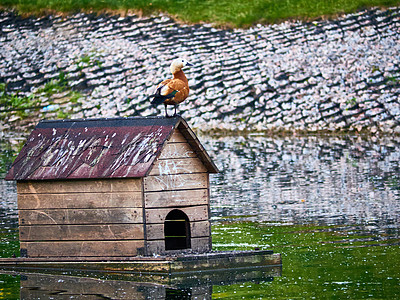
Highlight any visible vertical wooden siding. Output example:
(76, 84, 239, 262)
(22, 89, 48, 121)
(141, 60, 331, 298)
(17, 178, 145, 257)
(144, 130, 212, 255)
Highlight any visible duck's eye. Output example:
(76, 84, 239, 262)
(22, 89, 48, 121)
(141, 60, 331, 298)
(182, 60, 185, 62)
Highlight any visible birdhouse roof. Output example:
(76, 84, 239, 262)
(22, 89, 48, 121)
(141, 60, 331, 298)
(5, 117, 218, 181)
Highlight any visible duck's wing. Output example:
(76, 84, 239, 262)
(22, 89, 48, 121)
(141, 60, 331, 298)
(150, 78, 189, 107)
(162, 79, 189, 105)
(150, 79, 174, 107)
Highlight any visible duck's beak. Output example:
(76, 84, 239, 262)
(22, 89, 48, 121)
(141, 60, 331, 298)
(186, 62, 193, 67)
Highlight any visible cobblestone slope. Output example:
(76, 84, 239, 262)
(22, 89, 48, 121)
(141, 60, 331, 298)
(1, 8, 399, 133)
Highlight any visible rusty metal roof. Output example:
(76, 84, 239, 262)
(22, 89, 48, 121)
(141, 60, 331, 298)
(5, 117, 218, 181)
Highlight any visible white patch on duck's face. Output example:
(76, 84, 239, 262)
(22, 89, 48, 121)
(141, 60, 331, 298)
(170, 58, 190, 74)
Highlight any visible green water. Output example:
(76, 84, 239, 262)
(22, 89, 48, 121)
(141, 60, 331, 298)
(1, 134, 400, 298)
(1, 221, 399, 299)
(212, 221, 400, 299)
(0, 273, 19, 299)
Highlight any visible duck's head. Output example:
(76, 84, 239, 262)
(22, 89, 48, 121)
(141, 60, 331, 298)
(170, 58, 193, 74)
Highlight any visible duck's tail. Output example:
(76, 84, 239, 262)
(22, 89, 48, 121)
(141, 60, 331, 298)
(149, 90, 178, 107)
(149, 95, 167, 107)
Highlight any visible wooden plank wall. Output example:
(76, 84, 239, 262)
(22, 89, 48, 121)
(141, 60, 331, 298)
(17, 178, 145, 257)
(144, 129, 212, 255)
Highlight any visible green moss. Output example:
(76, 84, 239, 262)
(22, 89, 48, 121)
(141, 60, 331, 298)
(346, 97, 358, 106)
(56, 109, 71, 119)
(69, 91, 83, 103)
(1, 71, 84, 122)
(385, 76, 399, 84)
(75, 53, 103, 72)
(37, 80, 65, 96)
(0, 83, 41, 119)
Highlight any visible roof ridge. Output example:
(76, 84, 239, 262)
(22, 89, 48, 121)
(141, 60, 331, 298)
(39, 116, 182, 124)
(36, 116, 183, 129)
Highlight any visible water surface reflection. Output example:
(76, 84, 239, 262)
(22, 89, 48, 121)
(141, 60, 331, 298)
(1, 266, 280, 299)
(1, 133, 400, 299)
(204, 134, 400, 228)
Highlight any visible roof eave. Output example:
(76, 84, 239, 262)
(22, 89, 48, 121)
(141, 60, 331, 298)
(176, 118, 219, 174)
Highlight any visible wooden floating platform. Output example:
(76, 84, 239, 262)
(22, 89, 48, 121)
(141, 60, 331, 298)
(0, 250, 281, 274)
(0, 250, 281, 285)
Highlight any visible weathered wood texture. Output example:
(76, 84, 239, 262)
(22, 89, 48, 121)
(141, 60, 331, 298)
(0, 251, 282, 274)
(158, 141, 196, 159)
(20, 224, 144, 241)
(20, 241, 144, 257)
(191, 237, 212, 253)
(176, 122, 219, 174)
(149, 157, 207, 176)
(145, 189, 208, 208)
(144, 131, 210, 193)
(167, 130, 186, 143)
(144, 206, 211, 254)
(144, 173, 208, 192)
(146, 220, 211, 255)
(146, 220, 210, 240)
(143, 129, 212, 254)
(19, 208, 142, 225)
(170, 251, 282, 273)
(146, 237, 211, 255)
(17, 179, 142, 194)
(18, 179, 145, 257)
(145, 206, 208, 224)
(18, 192, 142, 209)
(15, 128, 215, 257)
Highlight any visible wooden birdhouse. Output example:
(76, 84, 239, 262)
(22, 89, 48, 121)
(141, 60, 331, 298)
(5, 117, 218, 258)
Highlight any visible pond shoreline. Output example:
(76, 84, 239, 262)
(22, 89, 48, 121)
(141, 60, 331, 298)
(1, 7, 400, 136)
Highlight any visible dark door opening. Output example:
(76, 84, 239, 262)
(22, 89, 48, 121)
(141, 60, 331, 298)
(164, 209, 191, 251)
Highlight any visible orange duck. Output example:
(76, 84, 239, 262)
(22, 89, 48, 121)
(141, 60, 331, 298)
(150, 58, 193, 117)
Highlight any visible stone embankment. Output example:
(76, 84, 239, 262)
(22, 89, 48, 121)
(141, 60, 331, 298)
(0, 8, 399, 134)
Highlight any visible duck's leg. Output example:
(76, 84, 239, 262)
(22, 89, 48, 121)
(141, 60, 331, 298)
(173, 104, 178, 116)
(164, 103, 169, 118)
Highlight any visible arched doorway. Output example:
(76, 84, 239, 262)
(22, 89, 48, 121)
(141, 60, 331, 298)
(164, 209, 191, 251)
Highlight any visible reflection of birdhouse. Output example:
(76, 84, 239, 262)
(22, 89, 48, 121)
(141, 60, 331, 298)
(5, 117, 218, 258)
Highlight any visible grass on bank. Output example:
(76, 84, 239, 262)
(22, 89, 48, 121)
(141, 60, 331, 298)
(1, 0, 399, 27)
(0, 74, 83, 122)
